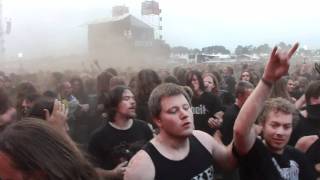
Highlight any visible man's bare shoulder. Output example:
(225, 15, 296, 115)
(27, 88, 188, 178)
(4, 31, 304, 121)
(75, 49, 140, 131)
(193, 130, 237, 169)
(192, 130, 217, 153)
(193, 130, 213, 141)
(124, 150, 155, 180)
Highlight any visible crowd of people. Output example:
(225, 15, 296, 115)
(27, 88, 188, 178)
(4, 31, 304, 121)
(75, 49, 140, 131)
(0, 42, 320, 179)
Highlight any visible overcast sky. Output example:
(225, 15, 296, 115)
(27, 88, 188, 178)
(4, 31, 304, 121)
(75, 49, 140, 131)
(4, 0, 320, 58)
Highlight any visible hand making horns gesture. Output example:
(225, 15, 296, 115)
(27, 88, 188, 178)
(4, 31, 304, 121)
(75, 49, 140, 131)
(263, 43, 299, 83)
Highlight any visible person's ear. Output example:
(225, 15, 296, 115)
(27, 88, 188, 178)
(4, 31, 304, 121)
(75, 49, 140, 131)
(154, 117, 162, 128)
(254, 124, 263, 135)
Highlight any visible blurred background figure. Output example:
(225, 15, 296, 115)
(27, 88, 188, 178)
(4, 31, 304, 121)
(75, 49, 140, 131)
(135, 69, 161, 127)
(203, 72, 219, 96)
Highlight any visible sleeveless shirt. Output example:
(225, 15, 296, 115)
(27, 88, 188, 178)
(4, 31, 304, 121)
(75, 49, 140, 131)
(143, 135, 215, 180)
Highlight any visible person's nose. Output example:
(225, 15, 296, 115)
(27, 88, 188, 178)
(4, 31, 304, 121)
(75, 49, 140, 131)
(130, 97, 136, 104)
(22, 99, 27, 107)
(180, 108, 190, 120)
(275, 126, 286, 136)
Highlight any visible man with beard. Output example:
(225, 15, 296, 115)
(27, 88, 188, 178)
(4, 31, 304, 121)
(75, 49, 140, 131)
(88, 85, 153, 179)
(233, 43, 315, 180)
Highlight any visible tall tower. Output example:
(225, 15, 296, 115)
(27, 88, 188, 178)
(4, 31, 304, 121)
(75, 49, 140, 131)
(141, 0, 162, 40)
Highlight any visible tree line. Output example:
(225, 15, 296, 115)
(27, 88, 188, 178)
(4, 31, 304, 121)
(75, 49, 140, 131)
(171, 42, 320, 56)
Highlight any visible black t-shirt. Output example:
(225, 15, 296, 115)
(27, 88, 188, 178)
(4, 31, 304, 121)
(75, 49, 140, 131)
(218, 90, 236, 107)
(305, 135, 320, 178)
(192, 92, 224, 135)
(237, 138, 315, 180)
(88, 119, 153, 169)
(220, 104, 240, 145)
(289, 114, 320, 146)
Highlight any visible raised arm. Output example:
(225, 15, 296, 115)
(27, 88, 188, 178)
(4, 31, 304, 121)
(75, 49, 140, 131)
(233, 43, 299, 155)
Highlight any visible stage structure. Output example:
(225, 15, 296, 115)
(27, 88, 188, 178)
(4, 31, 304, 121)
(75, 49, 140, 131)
(88, 8, 169, 67)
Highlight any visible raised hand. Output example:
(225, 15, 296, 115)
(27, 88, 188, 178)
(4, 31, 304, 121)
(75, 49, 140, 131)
(263, 43, 299, 82)
(44, 99, 68, 132)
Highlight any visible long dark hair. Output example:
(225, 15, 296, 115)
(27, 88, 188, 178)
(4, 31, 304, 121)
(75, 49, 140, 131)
(270, 77, 293, 103)
(96, 71, 114, 105)
(186, 70, 205, 93)
(135, 69, 161, 104)
(15, 82, 38, 120)
(105, 85, 132, 121)
(0, 120, 98, 180)
(202, 72, 219, 95)
(96, 71, 114, 95)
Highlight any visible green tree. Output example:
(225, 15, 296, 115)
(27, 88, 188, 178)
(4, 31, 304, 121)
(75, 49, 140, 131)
(235, 45, 254, 55)
(171, 46, 190, 54)
(202, 45, 231, 54)
(255, 44, 271, 54)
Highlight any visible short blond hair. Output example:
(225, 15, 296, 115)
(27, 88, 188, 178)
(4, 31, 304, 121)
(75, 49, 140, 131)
(258, 97, 296, 125)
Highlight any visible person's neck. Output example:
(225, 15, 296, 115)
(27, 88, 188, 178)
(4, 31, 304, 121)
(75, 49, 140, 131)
(156, 132, 189, 150)
(269, 148, 284, 155)
(109, 115, 133, 130)
(263, 140, 284, 155)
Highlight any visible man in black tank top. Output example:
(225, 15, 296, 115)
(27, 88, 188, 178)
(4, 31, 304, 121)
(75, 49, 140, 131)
(124, 83, 237, 180)
(233, 43, 315, 180)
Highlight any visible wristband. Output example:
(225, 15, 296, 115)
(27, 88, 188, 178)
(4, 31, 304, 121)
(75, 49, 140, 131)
(261, 78, 273, 87)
